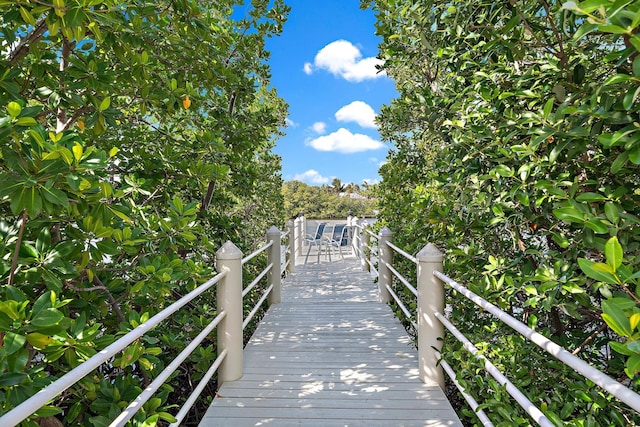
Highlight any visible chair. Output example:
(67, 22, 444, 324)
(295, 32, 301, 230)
(305, 222, 326, 263)
(324, 224, 348, 262)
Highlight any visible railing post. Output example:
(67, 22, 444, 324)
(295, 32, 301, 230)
(361, 220, 370, 272)
(351, 216, 359, 256)
(216, 241, 243, 383)
(286, 220, 295, 273)
(378, 227, 393, 303)
(267, 226, 282, 304)
(417, 243, 445, 389)
(295, 217, 303, 258)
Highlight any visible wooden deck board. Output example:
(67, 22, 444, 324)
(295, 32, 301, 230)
(199, 251, 462, 427)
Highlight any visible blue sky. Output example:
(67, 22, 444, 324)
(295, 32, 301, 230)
(263, 1, 397, 186)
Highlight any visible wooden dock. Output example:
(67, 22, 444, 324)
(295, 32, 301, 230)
(199, 250, 463, 426)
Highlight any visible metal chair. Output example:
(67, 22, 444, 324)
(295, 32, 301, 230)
(324, 224, 348, 262)
(304, 222, 326, 263)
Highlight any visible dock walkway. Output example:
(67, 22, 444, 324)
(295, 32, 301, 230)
(199, 251, 462, 426)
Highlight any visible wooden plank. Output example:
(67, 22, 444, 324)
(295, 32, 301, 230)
(198, 255, 462, 426)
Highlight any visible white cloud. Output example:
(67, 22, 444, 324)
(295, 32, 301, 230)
(308, 40, 385, 82)
(311, 121, 326, 134)
(335, 101, 377, 128)
(293, 169, 330, 185)
(303, 62, 313, 75)
(285, 117, 298, 127)
(363, 178, 379, 185)
(307, 128, 384, 154)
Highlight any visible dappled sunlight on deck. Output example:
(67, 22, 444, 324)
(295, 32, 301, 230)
(199, 251, 462, 427)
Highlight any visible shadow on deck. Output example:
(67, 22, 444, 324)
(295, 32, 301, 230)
(199, 248, 462, 426)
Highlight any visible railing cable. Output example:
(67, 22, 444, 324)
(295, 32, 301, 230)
(243, 263, 273, 298)
(0, 271, 228, 426)
(243, 284, 274, 330)
(438, 355, 494, 427)
(433, 311, 553, 427)
(385, 261, 418, 297)
(168, 348, 228, 427)
(110, 311, 227, 427)
(242, 241, 273, 265)
(386, 241, 417, 264)
(435, 270, 640, 412)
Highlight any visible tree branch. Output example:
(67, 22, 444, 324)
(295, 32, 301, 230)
(8, 210, 28, 287)
(7, 19, 47, 64)
(572, 323, 607, 355)
(66, 276, 126, 323)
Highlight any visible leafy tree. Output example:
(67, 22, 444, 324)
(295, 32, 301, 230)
(0, 0, 288, 424)
(282, 180, 376, 219)
(365, 0, 640, 425)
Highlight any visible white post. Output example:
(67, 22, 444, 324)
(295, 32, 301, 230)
(267, 226, 282, 304)
(351, 216, 359, 256)
(417, 243, 445, 389)
(295, 217, 303, 258)
(378, 227, 393, 303)
(361, 220, 370, 272)
(287, 220, 295, 273)
(216, 241, 243, 383)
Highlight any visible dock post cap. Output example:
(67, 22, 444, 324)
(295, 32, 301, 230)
(417, 243, 443, 262)
(216, 240, 242, 260)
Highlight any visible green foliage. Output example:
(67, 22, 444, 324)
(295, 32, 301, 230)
(0, 0, 288, 424)
(282, 180, 377, 219)
(366, 0, 640, 424)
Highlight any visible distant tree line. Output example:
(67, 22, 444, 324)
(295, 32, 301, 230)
(282, 179, 377, 219)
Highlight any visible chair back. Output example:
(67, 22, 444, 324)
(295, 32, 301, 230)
(314, 223, 326, 239)
(332, 224, 347, 246)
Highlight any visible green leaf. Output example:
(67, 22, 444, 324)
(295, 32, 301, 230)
(26, 332, 55, 349)
(585, 218, 608, 234)
(19, 6, 36, 26)
(578, 258, 619, 284)
(625, 354, 640, 377)
(0, 372, 27, 387)
(611, 151, 629, 173)
(3, 332, 26, 355)
(99, 97, 110, 111)
(576, 192, 606, 202)
(602, 300, 632, 337)
(7, 101, 21, 118)
(605, 236, 623, 270)
(494, 164, 514, 177)
(605, 202, 620, 224)
(41, 185, 69, 208)
(604, 74, 632, 85)
(610, 341, 635, 355)
(15, 117, 37, 126)
(553, 207, 585, 223)
(31, 308, 64, 328)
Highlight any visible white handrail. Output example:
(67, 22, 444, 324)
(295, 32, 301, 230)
(385, 283, 413, 319)
(0, 271, 227, 426)
(110, 310, 227, 426)
(386, 241, 417, 264)
(242, 241, 273, 265)
(242, 263, 273, 298)
(434, 270, 640, 412)
(243, 284, 274, 330)
(434, 311, 553, 427)
(281, 259, 289, 276)
(438, 355, 494, 427)
(168, 348, 228, 427)
(385, 261, 418, 297)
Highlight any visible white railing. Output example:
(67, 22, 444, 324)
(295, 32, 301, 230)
(352, 221, 640, 425)
(0, 225, 292, 427)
